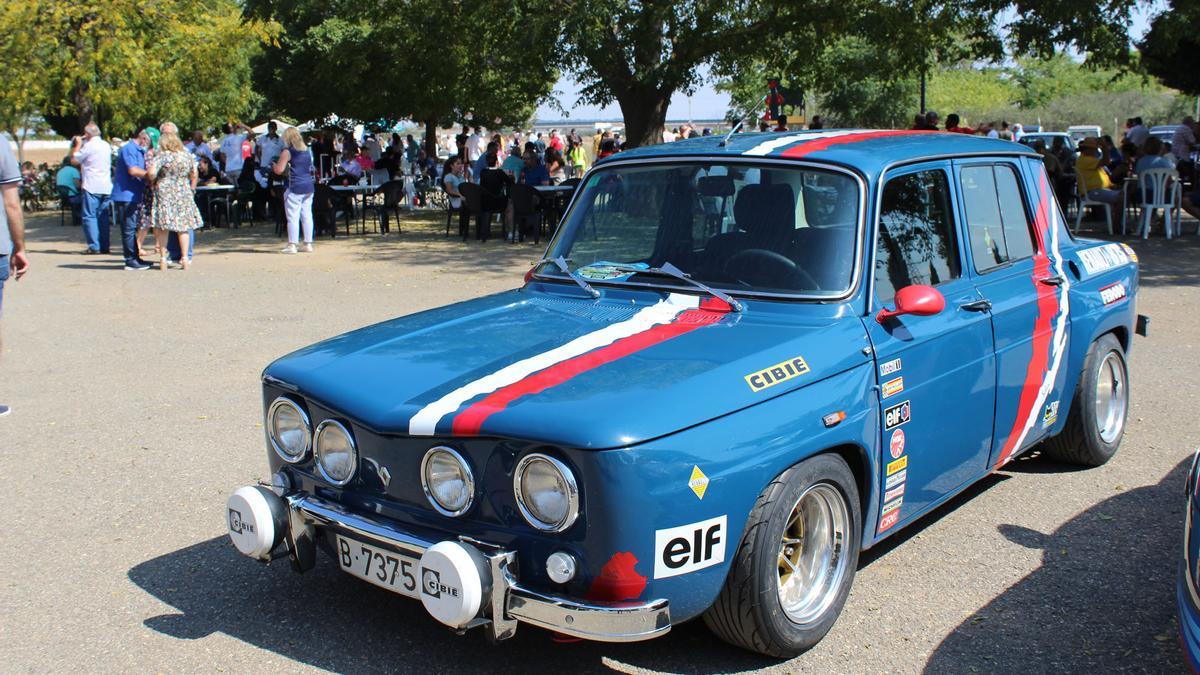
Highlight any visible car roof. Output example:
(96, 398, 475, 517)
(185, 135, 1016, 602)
(1151, 125, 1181, 132)
(604, 129, 1038, 175)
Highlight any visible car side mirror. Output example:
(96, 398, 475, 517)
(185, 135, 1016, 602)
(876, 285, 945, 324)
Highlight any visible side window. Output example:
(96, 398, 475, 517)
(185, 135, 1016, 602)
(960, 164, 1036, 273)
(874, 170, 961, 303)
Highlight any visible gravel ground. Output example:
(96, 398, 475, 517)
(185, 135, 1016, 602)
(0, 210, 1197, 673)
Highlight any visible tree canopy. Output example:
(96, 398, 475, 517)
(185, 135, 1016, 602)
(6, 0, 275, 138)
(1139, 0, 1200, 96)
(246, 0, 560, 155)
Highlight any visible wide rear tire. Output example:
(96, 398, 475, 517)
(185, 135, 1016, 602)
(1043, 333, 1128, 466)
(703, 454, 861, 657)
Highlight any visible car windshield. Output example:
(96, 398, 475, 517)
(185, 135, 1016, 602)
(540, 162, 861, 298)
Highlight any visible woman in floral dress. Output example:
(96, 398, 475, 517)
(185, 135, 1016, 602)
(147, 131, 204, 270)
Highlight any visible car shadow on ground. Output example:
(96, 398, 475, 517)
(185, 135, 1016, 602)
(923, 455, 1189, 673)
(127, 536, 777, 673)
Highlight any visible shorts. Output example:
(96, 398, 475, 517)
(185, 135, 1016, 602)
(0, 254, 9, 319)
(1086, 188, 1122, 204)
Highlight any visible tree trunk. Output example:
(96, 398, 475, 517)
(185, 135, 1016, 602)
(616, 87, 671, 149)
(423, 118, 438, 160)
(73, 82, 95, 131)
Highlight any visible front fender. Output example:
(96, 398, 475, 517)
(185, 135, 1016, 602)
(577, 362, 878, 623)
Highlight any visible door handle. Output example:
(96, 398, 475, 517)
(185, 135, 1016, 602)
(1038, 275, 1065, 286)
(960, 299, 992, 312)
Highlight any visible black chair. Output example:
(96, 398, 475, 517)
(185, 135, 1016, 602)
(233, 182, 256, 227)
(459, 182, 498, 241)
(206, 188, 232, 228)
(369, 180, 407, 234)
(313, 184, 338, 238)
(510, 183, 543, 244)
(57, 186, 79, 227)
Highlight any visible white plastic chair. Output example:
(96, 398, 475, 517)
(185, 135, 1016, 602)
(1135, 168, 1181, 239)
(1073, 178, 1113, 234)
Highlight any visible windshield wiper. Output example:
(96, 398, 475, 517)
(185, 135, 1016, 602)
(530, 256, 599, 298)
(602, 262, 744, 312)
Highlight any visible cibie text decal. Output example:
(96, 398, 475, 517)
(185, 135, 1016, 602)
(653, 515, 727, 579)
(745, 356, 810, 393)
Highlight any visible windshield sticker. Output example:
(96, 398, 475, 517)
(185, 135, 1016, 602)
(1076, 243, 1129, 276)
(745, 356, 810, 392)
(577, 261, 647, 281)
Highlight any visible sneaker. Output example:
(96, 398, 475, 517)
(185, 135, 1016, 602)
(281, 243, 298, 254)
(0, 404, 10, 416)
(124, 262, 152, 270)
(166, 259, 182, 268)
(83, 248, 99, 255)
(303, 243, 313, 253)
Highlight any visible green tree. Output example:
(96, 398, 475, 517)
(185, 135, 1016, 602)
(1139, 0, 1200, 96)
(31, 0, 274, 137)
(0, 2, 51, 161)
(247, 0, 559, 157)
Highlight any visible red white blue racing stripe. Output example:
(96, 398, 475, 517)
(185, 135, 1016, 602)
(994, 168, 1071, 467)
(408, 293, 729, 436)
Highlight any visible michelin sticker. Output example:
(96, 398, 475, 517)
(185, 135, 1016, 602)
(1076, 243, 1129, 276)
(654, 515, 727, 579)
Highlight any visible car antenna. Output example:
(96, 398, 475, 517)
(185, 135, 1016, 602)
(720, 95, 767, 147)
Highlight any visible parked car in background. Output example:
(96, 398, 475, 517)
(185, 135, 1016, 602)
(1150, 125, 1182, 146)
(225, 130, 1145, 658)
(1068, 125, 1103, 143)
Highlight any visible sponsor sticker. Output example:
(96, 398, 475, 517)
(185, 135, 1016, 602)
(886, 456, 908, 476)
(889, 428, 906, 459)
(882, 497, 903, 515)
(1099, 282, 1127, 306)
(885, 469, 907, 489)
(745, 356, 810, 392)
(878, 509, 900, 533)
(653, 515, 727, 579)
(1119, 242, 1139, 263)
(1043, 400, 1059, 427)
(577, 261, 645, 281)
(884, 400, 911, 430)
(882, 376, 904, 398)
(688, 465, 710, 500)
(884, 484, 906, 502)
(880, 358, 902, 376)
(1076, 243, 1129, 276)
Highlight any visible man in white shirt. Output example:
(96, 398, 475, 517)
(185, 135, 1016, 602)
(70, 123, 113, 254)
(219, 122, 251, 183)
(363, 134, 382, 162)
(256, 121, 284, 169)
(466, 126, 483, 162)
(1172, 117, 1196, 162)
(1125, 117, 1149, 149)
(186, 130, 213, 163)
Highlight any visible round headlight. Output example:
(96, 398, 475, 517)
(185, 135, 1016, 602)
(514, 454, 579, 533)
(421, 447, 475, 516)
(314, 420, 357, 486)
(268, 397, 310, 463)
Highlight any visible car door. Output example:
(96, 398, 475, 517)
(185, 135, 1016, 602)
(954, 158, 1071, 469)
(865, 162, 997, 534)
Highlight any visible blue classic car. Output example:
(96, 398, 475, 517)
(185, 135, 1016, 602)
(226, 130, 1144, 657)
(1180, 450, 1200, 669)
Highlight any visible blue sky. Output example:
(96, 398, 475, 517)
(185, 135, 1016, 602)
(536, 5, 1162, 122)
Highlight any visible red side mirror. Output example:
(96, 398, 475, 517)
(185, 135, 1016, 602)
(876, 285, 945, 324)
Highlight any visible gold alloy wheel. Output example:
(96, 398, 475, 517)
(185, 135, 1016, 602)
(777, 483, 851, 624)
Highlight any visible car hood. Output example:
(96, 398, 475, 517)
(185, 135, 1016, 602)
(265, 285, 871, 449)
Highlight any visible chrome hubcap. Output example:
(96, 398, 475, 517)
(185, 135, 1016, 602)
(1094, 351, 1127, 444)
(777, 483, 850, 624)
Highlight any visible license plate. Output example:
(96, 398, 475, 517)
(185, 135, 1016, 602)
(335, 535, 420, 599)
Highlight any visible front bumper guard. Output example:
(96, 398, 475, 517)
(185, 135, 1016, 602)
(281, 493, 671, 643)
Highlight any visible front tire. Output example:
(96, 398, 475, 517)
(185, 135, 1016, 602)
(703, 454, 861, 657)
(1043, 332, 1128, 466)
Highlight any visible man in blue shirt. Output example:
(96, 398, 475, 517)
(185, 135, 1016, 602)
(111, 129, 152, 270)
(472, 141, 499, 181)
(520, 150, 550, 187)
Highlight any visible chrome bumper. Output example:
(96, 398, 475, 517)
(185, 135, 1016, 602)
(283, 493, 671, 643)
